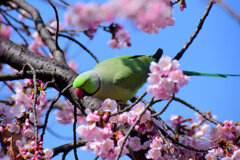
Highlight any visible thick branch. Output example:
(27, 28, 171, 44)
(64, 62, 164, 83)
(0, 37, 81, 110)
(11, 0, 66, 63)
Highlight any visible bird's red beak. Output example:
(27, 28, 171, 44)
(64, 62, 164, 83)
(75, 88, 85, 99)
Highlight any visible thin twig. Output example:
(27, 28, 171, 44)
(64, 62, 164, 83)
(0, 8, 32, 35)
(41, 84, 72, 141)
(154, 123, 176, 159)
(151, 95, 174, 117)
(173, 97, 222, 125)
(94, 155, 99, 160)
(26, 63, 39, 146)
(219, 1, 240, 24)
(0, 99, 14, 105)
(57, 33, 99, 64)
(47, 0, 61, 50)
(155, 125, 220, 152)
(173, 0, 214, 60)
(148, 106, 177, 135)
(12, 0, 66, 63)
(115, 97, 154, 160)
(0, 12, 28, 46)
(111, 92, 147, 116)
(52, 138, 87, 157)
(73, 103, 79, 160)
(59, 0, 70, 6)
(3, 81, 16, 93)
(172, 0, 181, 5)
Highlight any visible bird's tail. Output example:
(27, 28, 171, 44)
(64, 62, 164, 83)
(183, 71, 240, 78)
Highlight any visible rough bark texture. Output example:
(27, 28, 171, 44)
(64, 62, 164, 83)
(0, 37, 79, 108)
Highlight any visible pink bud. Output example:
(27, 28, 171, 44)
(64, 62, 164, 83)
(102, 112, 109, 121)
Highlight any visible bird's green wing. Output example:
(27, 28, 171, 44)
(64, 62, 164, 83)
(112, 55, 153, 91)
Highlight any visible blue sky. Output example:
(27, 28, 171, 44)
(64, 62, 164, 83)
(3, 0, 240, 159)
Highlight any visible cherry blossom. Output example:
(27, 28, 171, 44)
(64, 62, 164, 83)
(128, 136, 142, 151)
(147, 56, 190, 100)
(101, 98, 118, 113)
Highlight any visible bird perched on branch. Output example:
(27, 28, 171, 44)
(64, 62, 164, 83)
(73, 49, 163, 103)
(73, 48, 240, 103)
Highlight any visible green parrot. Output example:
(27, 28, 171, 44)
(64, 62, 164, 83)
(73, 49, 163, 103)
(73, 49, 240, 103)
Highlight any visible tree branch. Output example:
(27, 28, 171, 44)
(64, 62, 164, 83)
(11, 0, 66, 63)
(0, 37, 83, 111)
(52, 139, 87, 157)
(115, 97, 154, 160)
(173, 97, 221, 125)
(173, 0, 214, 60)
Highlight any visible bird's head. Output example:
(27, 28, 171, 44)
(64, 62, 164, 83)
(73, 71, 101, 99)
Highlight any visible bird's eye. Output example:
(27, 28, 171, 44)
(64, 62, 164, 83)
(84, 80, 89, 85)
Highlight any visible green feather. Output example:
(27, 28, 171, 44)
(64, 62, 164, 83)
(92, 54, 157, 102)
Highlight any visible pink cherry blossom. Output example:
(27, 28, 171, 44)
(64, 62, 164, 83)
(86, 109, 101, 122)
(101, 98, 117, 113)
(76, 124, 102, 141)
(107, 29, 131, 49)
(115, 29, 130, 42)
(129, 136, 142, 151)
(232, 149, 240, 159)
(0, 25, 11, 39)
(195, 124, 209, 137)
(108, 39, 119, 49)
(65, 0, 174, 35)
(47, 19, 64, 33)
(11, 82, 32, 108)
(106, 0, 174, 34)
(100, 126, 113, 139)
(10, 104, 26, 118)
(68, 60, 79, 72)
(147, 56, 189, 100)
(44, 148, 53, 159)
(205, 148, 224, 160)
(99, 138, 115, 158)
(19, 9, 29, 19)
(65, 2, 110, 32)
(7, 124, 20, 133)
(55, 101, 84, 124)
(23, 128, 35, 138)
(102, 112, 109, 121)
(108, 28, 131, 49)
(109, 114, 121, 124)
(169, 69, 189, 86)
(32, 32, 45, 47)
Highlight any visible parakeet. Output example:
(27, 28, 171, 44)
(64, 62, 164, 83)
(73, 49, 163, 103)
(73, 49, 240, 103)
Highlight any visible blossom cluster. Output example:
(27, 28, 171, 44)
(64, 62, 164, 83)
(64, 0, 174, 48)
(147, 55, 190, 100)
(55, 101, 84, 124)
(107, 24, 131, 49)
(75, 99, 240, 160)
(0, 80, 53, 159)
(65, 0, 174, 34)
(76, 98, 156, 159)
(167, 114, 240, 160)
